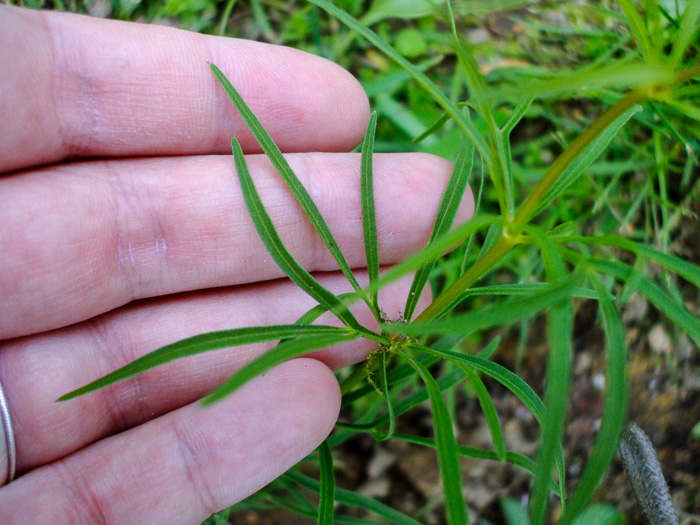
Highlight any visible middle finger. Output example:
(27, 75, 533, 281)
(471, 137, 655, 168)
(0, 152, 467, 339)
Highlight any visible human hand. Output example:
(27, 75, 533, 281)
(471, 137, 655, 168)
(0, 5, 473, 523)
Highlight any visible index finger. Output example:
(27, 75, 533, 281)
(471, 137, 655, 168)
(0, 6, 370, 173)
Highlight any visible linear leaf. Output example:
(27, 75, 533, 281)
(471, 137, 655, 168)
(373, 351, 396, 441)
(231, 138, 360, 329)
(338, 366, 467, 432)
(211, 64, 364, 299)
(408, 342, 567, 500)
(617, 0, 654, 60)
(318, 440, 335, 525)
(392, 434, 560, 496)
(670, 0, 700, 66)
(57, 324, 347, 401)
(306, 0, 490, 163)
(461, 366, 506, 462)
(592, 259, 700, 348)
(529, 234, 571, 523)
(203, 332, 360, 405)
(365, 214, 499, 300)
(535, 106, 641, 216)
(565, 234, 700, 288)
(391, 273, 580, 338)
(530, 298, 572, 523)
(294, 293, 358, 325)
(405, 136, 474, 320)
(285, 470, 423, 525)
(402, 353, 469, 525)
(560, 275, 628, 524)
(341, 352, 441, 406)
(361, 111, 380, 313)
(457, 283, 610, 301)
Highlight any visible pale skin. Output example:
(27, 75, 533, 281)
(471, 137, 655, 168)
(0, 5, 474, 523)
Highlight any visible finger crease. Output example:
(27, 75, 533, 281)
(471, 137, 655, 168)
(170, 420, 218, 517)
(50, 460, 109, 525)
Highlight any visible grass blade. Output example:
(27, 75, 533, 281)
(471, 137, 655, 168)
(307, 0, 490, 163)
(318, 440, 335, 525)
(670, 0, 700, 66)
(560, 275, 628, 524)
(616, 0, 654, 60)
(285, 470, 424, 525)
(58, 324, 347, 401)
(203, 331, 360, 405)
(361, 112, 380, 313)
(402, 352, 469, 525)
(231, 138, 360, 329)
(404, 136, 474, 320)
(211, 64, 365, 301)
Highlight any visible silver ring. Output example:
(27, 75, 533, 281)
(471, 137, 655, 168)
(0, 376, 16, 487)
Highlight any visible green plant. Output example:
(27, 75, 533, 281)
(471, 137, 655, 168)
(58, 0, 700, 523)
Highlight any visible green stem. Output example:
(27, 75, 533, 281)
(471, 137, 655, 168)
(415, 234, 516, 322)
(512, 88, 647, 228)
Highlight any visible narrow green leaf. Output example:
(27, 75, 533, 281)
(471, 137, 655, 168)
(393, 433, 559, 496)
(404, 136, 475, 320)
(560, 234, 700, 288)
(670, 0, 700, 66)
(529, 240, 572, 524)
(338, 366, 467, 432)
(502, 97, 535, 136)
(535, 106, 641, 216)
(402, 353, 469, 525)
(592, 259, 700, 348)
(285, 470, 424, 525)
(365, 214, 499, 300)
(408, 342, 567, 502)
(457, 283, 610, 301)
(614, 0, 654, 59)
(361, 112, 380, 313)
(341, 352, 440, 406)
(307, 0, 491, 163)
(231, 138, 360, 329)
(57, 324, 347, 401)
(294, 293, 358, 325)
(559, 275, 628, 524)
(412, 111, 452, 143)
(408, 344, 545, 429)
(318, 441, 335, 525)
(373, 351, 396, 441)
(392, 273, 580, 338)
(211, 64, 365, 300)
(203, 332, 360, 405)
(461, 365, 506, 461)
